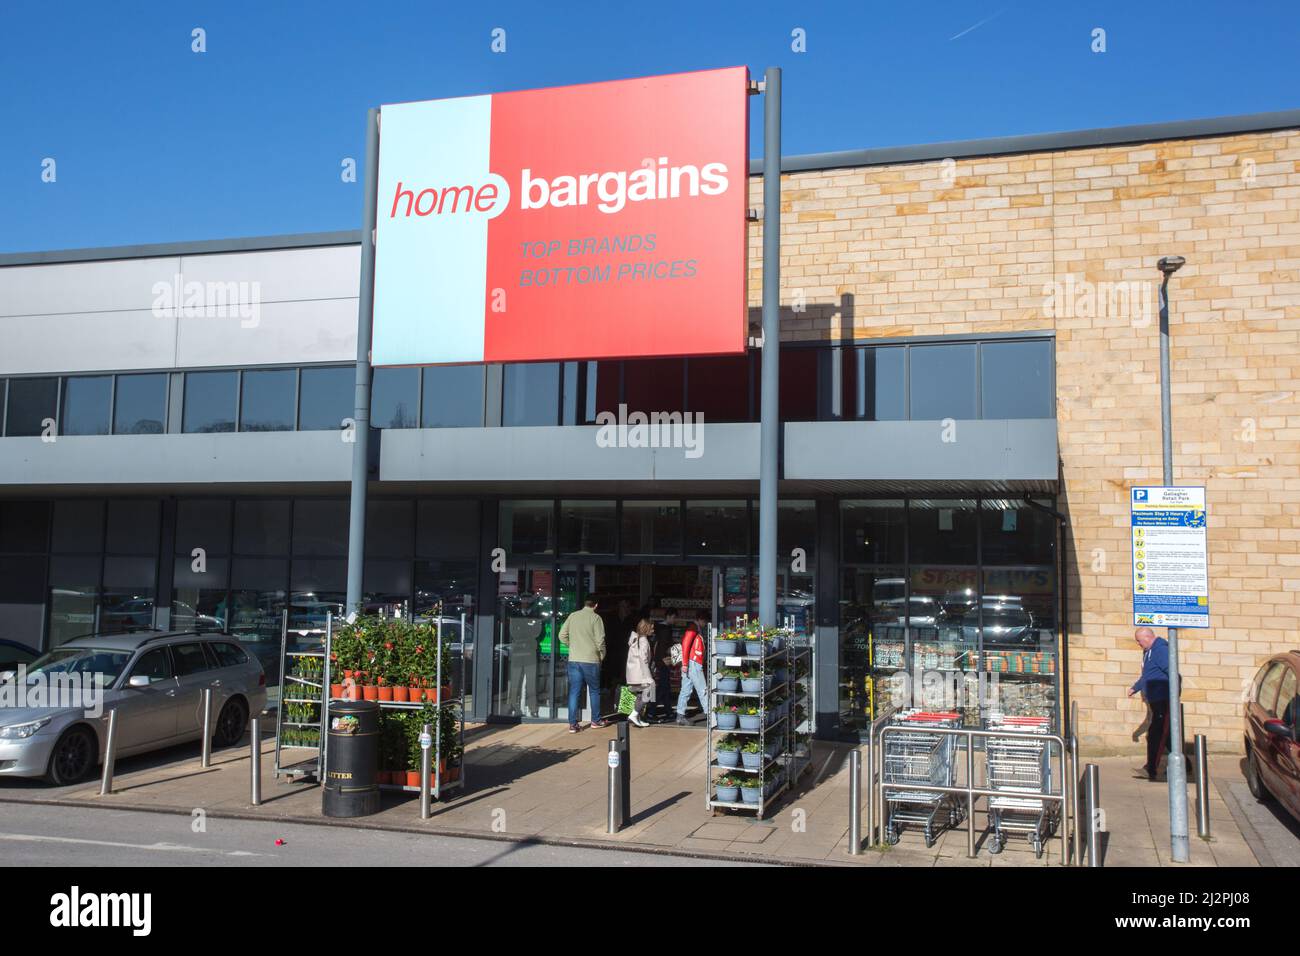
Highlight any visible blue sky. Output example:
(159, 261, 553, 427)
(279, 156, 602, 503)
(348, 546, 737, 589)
(3, 0, 1297, 252)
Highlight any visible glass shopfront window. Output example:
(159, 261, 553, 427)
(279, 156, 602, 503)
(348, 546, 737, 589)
(839, 497, 1059, 734)
(908, 499, 977, 565)
(839, 567, 906, 732)
(297, 366, 353, 431)
(687, 354, 750, 422)
(559, 500, 616, 556)
(239, 369, 296, 432)
(423, 365, 484, 428)
(982, 340, 1053, 419)
(685, 500, 747, 556)
(5, 377, 59, 437)
(841, 346, 906, 421)
(502, 363, 560, 426)
(500, 500, 554, 555)
(620, 500, 681, 556)
(60, 376, 111, 436)
(372, 367, 419, 429)
(183, 371, 238, 433)
(113, 373, 167, 434)
(909, 343, 977, 420)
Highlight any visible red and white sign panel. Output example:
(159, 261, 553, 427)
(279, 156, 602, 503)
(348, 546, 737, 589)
(371, 67, 749, 367)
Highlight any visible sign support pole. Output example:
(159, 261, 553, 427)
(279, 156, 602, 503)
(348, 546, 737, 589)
(758, 66, 782, 628)
(1158, 269, 1190, 863)
(346, 107, 380, 615)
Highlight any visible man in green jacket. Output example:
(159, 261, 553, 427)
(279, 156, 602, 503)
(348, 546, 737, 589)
(559, 596, 607, 732)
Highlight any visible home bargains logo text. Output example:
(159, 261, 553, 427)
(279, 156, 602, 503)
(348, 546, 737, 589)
(371, 68, 748, 367)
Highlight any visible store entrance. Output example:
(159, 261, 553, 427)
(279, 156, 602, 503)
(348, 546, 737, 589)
(489, 562, 751, 724)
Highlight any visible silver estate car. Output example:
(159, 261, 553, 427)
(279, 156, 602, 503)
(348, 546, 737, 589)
(0, 631, 267, 785)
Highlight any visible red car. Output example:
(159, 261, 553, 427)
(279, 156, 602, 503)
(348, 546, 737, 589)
(1244, 651, 1300, 820)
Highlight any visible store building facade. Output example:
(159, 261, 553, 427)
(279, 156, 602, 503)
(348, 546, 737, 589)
(1, 109, 1296, 751)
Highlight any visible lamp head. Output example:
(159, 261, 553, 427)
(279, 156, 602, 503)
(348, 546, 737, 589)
(1157, 256, 1186, 277)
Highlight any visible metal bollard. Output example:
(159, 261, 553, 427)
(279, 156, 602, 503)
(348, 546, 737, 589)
(201, 688, 213, 768)
(1195, 734, 1211, 838)
(607, 739, 623, 834)
(1084, 763, 1101, 867)
(848, 749, 862, 854)
(99, 709, 119, 796)
(420, 723, 432, 820)
(250, 717, 262, 806)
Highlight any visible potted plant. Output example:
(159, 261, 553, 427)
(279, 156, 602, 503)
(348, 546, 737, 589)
(739, 669, 763, 694)
(715, 735, 741, 768)
(738, 702, 762, 731)
(738, 772, 762, 804)
(715, 667, 741, 693)
(713, 701, 739, 730)
(740, 738, 763, 770)
(714, 632, 740, 656)
(715, 774, 741, 803)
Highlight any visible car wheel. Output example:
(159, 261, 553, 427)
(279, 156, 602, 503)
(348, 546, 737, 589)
(46, 727, 96, 786)
(213, 697, 249, 749)
(1245, 747, 1270, 803)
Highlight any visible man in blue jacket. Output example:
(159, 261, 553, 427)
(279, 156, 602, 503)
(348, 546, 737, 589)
(1128, 626, 1171, 781)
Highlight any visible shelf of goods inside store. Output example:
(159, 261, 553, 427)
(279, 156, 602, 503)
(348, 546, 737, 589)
(706, 619, 794, 819)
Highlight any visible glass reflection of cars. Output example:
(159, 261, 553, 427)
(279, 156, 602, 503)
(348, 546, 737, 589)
(963, 600, 1034, 645)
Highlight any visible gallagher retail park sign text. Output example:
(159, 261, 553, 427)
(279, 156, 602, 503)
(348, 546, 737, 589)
(1130, 486, 1210, 629)
(370, 67, 749, 366)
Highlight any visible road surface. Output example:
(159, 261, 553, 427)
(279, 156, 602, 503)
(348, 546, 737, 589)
(0, 803, 765, 867)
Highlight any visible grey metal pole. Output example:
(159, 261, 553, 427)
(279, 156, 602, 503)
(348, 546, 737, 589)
(1195, 734, 1211, 838)
(965, 732, 975, 858)
(1158, 266, 1190, 863)
(1085, 763, 1101, 867)
(864, 733, 873, 846)
(200, 688, 213, 768)
(1071, 700, 1081, 864)
(420, 722, 432, 820)
(345, 106, 380, 614)
(848, 749, 861, 854)
(99, 709, 118, 796)
(607, 739, 622, 834)
(757, 66, 782, 627)
(250, 717, 262, 806)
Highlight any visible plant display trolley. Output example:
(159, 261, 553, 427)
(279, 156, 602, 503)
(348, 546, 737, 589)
(706, 620, 813, 819)
(273, 610, 330, 783)
(329, 608, 466, 801)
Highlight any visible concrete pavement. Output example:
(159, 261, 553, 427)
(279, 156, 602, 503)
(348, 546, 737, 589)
(0, 719, 1277, 867)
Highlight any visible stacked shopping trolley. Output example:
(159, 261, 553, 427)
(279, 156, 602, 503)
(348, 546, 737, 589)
(984, 713, 1057, 858)
(882, 709, 963, 848)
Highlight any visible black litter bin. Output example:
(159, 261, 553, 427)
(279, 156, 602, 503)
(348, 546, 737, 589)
(323, 699, 381, 818)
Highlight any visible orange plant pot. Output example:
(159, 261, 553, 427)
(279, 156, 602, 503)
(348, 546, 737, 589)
(408, 685, 422, 702)
(377, 686, 394, 702)
(392, 686, 409, 702)
(362, 685, 379, 702)
(405, 770, 422, 789)
(329, 684, 343, 699)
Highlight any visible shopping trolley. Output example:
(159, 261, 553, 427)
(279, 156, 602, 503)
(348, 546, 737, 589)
(984, 714, 1056, 858)
(882, 710, 963, 848)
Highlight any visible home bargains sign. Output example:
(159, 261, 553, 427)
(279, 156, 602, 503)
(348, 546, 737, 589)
(371, 67, 749, 367)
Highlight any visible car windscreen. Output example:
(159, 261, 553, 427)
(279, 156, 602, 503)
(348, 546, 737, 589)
(23, 647, 133, 684)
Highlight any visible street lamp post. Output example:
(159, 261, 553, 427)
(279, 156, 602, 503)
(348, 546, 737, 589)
(1156, 254, 1189, 864)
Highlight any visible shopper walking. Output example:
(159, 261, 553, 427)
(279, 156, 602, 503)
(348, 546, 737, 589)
(1128, 626, 1171, 781)
(675, 612, 710, 726)
(624, 618, 657, 728)
(559, 596, 607, 733)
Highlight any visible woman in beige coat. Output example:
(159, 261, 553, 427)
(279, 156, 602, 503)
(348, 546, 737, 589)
(625, 618, 657, 727)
